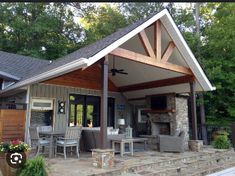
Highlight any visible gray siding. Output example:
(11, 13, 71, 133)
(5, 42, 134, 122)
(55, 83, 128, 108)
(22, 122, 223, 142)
(30, 83, 131, 131)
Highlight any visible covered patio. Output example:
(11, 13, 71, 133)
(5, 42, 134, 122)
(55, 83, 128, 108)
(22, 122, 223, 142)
(0, 9, 215, 162)
(24, 9, 214, 150)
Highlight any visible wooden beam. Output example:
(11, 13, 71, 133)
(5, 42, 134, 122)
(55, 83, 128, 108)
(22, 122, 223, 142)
(110, 47, 193, 75)
(162, 42, 175, 62)
(128, 97, 146, 101)
(155, 20, 161, 61)
(128, 93, 176, 101)
(138, 30, 155, 58)
(119, 75, 194, 92)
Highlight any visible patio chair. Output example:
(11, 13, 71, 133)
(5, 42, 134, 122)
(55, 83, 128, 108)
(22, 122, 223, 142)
(159, 131, 185, 153)
(37, 125, 52, 132)
(37, 126, 52, 138)
(29, 127, 50, 156)
(55, 127, 82, 159)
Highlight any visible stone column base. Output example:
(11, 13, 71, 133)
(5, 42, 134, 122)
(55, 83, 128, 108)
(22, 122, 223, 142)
(188, 140, 203, 151)
(92, 149, 114, 168)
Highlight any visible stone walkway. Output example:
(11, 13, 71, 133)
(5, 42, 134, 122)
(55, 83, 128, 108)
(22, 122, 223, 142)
(46, 147, 235, 176)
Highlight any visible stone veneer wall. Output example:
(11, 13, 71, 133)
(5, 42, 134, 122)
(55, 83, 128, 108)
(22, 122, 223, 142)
(175, 96, 189, 150)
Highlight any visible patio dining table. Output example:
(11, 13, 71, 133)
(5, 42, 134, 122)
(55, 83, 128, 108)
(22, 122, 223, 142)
(39, 130, 65, 158)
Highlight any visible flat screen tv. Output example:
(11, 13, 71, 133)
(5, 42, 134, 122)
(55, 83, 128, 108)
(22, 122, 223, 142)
(150, 96, 167, 110)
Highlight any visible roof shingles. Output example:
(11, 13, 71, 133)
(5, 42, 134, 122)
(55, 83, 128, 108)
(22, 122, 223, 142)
(0, 51, 50, 80)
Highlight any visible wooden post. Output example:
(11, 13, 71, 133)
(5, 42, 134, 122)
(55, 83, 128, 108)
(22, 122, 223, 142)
(25, 85, 31, 144)
(190, 81, 198, 140)
(100, 56, 108, 149)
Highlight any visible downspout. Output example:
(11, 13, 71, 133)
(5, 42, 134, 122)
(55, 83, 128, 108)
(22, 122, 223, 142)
(24, 85, 31, 145)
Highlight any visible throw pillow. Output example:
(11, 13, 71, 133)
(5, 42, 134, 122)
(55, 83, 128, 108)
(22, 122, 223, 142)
(112, 129, 119, 135)
(174, 129, 181, 136)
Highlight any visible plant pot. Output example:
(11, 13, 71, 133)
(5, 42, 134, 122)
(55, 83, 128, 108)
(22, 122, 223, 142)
(0, 152, 30, 176)
(0, 153, 18, 176)
(213, 130, 228, 140)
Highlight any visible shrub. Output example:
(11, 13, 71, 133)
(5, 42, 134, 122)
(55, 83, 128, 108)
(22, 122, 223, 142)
(19, 156, 48, 176)
(212, 135, 231, 149)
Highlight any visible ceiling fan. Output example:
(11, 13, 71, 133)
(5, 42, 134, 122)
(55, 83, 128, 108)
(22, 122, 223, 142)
(109, 56, 128, 76)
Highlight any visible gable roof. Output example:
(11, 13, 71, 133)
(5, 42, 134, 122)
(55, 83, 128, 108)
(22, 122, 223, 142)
(0, 9, 215, 94)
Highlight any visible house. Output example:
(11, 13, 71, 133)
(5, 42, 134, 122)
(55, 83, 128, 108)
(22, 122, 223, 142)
(0, 9, 215, 149)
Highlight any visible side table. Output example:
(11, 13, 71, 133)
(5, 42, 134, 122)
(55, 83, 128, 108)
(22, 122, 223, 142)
(111, 138, 133, 157)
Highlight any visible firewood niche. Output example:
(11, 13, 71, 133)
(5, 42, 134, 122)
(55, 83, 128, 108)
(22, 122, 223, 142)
(143, 93, 176, 113)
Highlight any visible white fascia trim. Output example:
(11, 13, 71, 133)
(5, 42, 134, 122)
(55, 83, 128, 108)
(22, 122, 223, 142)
(165, 12, 215, 91)
(1, 58, 89, 93)
(86, 9, 169, 67)
(0, 71, 20, 80)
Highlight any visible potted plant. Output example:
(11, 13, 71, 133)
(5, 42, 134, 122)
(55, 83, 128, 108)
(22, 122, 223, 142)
(0, 140, 31, 176)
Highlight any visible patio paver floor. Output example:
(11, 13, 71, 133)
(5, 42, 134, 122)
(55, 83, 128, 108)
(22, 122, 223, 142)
(45, 147, 233, 176)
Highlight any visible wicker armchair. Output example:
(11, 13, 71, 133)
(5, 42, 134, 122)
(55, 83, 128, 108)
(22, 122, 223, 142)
(55, 127, 82, 159)
(159, 131, 185, 153)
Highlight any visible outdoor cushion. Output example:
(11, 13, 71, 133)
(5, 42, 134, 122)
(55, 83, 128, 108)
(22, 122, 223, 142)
(107, 127, 114, 135)
(39, 139, 50, 145)
(57, 140, 77, 145)
(111, 129, 119, 135)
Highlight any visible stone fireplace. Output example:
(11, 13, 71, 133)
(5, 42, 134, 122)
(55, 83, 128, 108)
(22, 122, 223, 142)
(150, 112, 175, 136)
(147, 94, 189, 150)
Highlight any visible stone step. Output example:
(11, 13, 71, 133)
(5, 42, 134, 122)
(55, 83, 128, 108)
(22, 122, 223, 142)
(92, 149, 235, 176)
(136, 166, 181, 176)
(181, 158, 235, 176)
(137, 152, 235, 173)
(182, 157, 233, 170)
(129, 151, 235, 176)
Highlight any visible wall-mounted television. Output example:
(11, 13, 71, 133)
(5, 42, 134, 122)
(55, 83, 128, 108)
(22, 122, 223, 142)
(150, 96, 167, 110)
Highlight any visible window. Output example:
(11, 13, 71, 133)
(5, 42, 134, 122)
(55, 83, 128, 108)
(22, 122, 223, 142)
(69, 94, 115, 127)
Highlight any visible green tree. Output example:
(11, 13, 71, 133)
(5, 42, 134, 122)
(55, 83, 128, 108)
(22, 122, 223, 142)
(0, 3, 82, 60)
(118, 2, 165, 23)
(79, 3, 128, 46)
(200, 3, 235, 125)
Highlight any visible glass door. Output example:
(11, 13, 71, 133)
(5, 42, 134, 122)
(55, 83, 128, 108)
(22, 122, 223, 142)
(69, 94, 114, 127)
(69, 94, 100, 127)
(86, 96, 100, 127)
(69, 95, 85, 127)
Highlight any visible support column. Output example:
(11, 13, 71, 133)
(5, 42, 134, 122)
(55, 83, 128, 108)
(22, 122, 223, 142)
(25, 85, 31, 144)
(190, 81, 198, 140)
(199, 93, 208, 144)
(100, 56, 108, 149)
